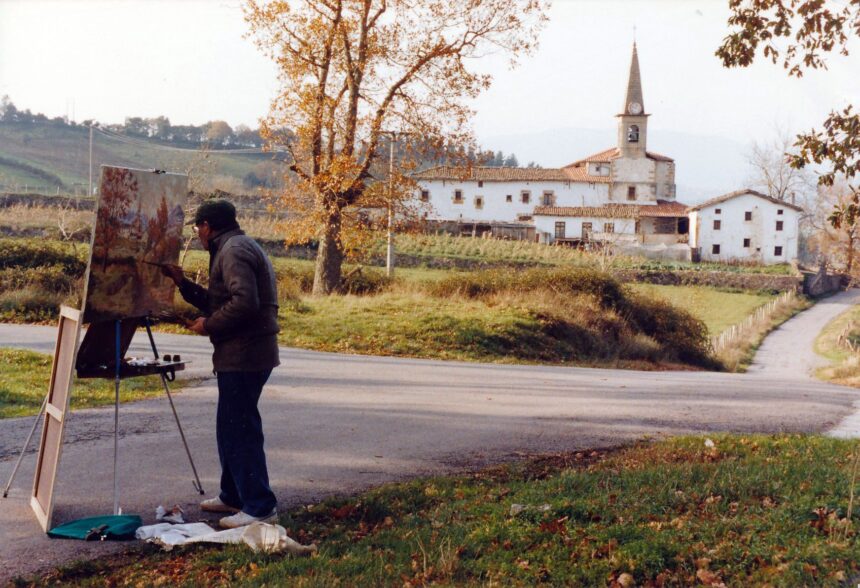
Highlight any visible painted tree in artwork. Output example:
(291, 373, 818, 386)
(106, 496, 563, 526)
(96, 167, 137, 271)
(145, 196, 170, 260)
(245, 0, 548, 294)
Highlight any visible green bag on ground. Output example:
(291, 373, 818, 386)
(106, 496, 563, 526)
(47, 515, 142, 541)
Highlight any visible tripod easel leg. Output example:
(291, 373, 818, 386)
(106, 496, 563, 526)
(143, 316, 204, 495)
(2, 393, 49, 498)
(113, 319, 121, 515)
(159, 374, 205, 495)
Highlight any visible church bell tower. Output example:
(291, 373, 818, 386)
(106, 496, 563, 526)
(617, 42, 648, 158)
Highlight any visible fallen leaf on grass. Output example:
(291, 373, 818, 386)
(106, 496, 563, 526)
(695, 568, 726, 587)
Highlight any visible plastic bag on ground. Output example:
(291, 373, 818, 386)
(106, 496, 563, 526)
(136, 521, 317, 554)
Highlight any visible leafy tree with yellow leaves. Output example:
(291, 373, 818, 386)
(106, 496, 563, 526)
(244, 0, 548, 294)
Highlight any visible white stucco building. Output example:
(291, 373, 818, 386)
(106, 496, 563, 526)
(412, 42, 688, 244)
(688, 189, 802, 264)
(409, 43, 801, 265)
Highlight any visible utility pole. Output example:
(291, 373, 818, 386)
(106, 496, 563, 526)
(381, 130, 416, 278)
(387, 134, 396, 277)
(88, 123, 94, 197)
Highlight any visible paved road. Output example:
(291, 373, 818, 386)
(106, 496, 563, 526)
(1, 290, 859, 581)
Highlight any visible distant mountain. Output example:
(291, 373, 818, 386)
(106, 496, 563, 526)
(479, 127, 752, 205)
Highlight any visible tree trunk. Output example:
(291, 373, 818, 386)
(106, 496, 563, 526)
(313, 211, 344, 295)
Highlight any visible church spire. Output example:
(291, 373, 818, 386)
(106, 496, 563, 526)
(621, 42, 644, 116)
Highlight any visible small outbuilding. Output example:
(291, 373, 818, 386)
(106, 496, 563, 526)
(688, 189, 802, 264)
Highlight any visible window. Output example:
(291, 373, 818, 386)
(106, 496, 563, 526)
(581, 222, 593, 239)
(506, 194, 512, 203)
(715, 208, 721, 214)
(478, 181, 483, 188)
(604, 222, 615, 234)
(776, 220, 784, 231)
(774, 246, 783, 256)
(744, 211, 752, 221)
(713, 219, 721, 230)
(420, 189, 430, 202)
(712, 244, 721, 255)
(521, 191, 530, 204)
(627, 186, 636, 201)
(627, 124, 639, 143)
(542, 191, 555, 206)
(777, 209, 784, 215)
(474, 196, 484, 209)
(453, 189, 463, 203)
(743, 238, 751, 248)
(554, 221, 566, 239)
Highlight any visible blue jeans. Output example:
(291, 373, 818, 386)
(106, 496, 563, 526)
(215, 369, 277, 517)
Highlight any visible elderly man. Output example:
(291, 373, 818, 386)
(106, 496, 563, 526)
(162, 199, 280, 528)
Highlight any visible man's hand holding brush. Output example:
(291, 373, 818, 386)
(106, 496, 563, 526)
(155, 263, 208, 335)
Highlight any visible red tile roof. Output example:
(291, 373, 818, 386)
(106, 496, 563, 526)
(534, 200, 689, 218)
(411, 165, 610, 183)
(563, 147, 674, 167)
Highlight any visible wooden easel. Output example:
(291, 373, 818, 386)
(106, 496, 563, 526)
(2, 312, 204, 529)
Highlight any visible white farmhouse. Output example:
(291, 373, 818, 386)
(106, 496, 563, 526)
(412, 42, 689, 246)
(688, 189, 802, 264)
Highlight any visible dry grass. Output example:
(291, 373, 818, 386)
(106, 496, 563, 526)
(815, 305, 860, 387)
(0, 203, 91, 233)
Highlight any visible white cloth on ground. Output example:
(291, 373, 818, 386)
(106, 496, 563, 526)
(135, 521, 317, 554)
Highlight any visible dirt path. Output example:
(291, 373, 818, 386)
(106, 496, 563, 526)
(1, 306, 859, 581)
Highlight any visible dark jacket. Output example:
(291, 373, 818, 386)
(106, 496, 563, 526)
(178, 228, 280, 372)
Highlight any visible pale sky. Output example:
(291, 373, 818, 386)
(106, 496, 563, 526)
(1, 0, 857, 155)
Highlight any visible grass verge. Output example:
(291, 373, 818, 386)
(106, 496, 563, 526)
(815, 304, 860, 387)
(26, 434, 860, 587)
(0, 348, 189, 419)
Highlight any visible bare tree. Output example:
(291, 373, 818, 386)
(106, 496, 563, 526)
(807, 178, 860, 274)
(746, 124, 815, 205)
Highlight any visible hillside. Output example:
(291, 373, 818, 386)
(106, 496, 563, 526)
(0, 121, 284, 195)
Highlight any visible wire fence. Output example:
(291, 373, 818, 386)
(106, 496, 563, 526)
(710, 290, 797, 354)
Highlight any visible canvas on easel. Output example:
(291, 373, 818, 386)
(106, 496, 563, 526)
(28, 166, 194, 529)
(30, 306, 82, 531)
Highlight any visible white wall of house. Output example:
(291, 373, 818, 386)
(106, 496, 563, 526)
(534, 215, 636, 244)
(417, 179, 609, 223)
(691, 194, 799, 264)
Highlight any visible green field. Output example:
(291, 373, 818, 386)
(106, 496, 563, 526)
(0, 348, 190, 419)
(32, 434, 860, 587)
(629, 283, 776, 335)
(0, 121, 279, 193)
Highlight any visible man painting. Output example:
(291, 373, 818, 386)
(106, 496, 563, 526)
(162, 199, 280, 528)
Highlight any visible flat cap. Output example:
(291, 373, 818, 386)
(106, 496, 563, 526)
(191, 199, 237, 230)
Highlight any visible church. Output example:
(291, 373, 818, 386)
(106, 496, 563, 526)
(411, 43, 692, 259)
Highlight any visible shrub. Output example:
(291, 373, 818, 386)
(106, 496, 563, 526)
(0, 238, 86, 274)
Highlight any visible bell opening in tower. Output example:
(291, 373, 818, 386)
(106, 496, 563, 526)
(627, 124, 639, 143)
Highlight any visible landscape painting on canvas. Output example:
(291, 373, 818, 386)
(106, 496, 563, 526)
(82, 166, 187, 323)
